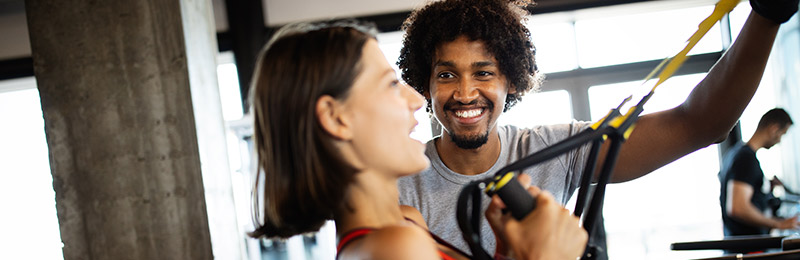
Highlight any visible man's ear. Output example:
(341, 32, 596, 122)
(767, 124, 781, 135)
(316, 95, 353, 140)
(507, 84, 517, 94)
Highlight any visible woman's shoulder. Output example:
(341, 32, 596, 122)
(367, 225, 439, 259)
(341, 224, 439, 259)
(400, 205, 428, 229)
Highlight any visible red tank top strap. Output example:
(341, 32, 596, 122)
(336, 228, 374, 259)
(438, 250, 459, 260)
(338, 222, 467, 260)
(404, 217, 471, 259)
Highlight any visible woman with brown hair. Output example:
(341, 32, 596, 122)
(248, 20, 587, 260)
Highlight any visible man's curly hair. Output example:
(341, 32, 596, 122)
(397, 0, 543, 113)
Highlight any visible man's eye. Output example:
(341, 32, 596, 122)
(476, 71, 494, 77)
(437, 72, 455, 79)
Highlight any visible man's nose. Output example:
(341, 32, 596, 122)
(453, 79, 479, 103)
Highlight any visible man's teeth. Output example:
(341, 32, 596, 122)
(454, 109, 482, 118)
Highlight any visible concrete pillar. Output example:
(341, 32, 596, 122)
(25, 0, 241, 259)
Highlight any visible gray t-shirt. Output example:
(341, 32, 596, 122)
(398, 122, 592, 254)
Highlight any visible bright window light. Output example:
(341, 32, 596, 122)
(0, 78, 64, 260)
(526, 21, 579, 73)
(737, 60, 781, 180)
(216, 52, 244, 121)
(588, 73, 727, 259)
(603, 144, 722, 260)
(588, 73, 706, 120)
(728, 2, 753, 43)
(499, 90, 573, 127)
(378, 30, 434, 142)
(575, 5, 723, 68)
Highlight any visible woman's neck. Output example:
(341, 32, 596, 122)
(335, 170, 405, 236)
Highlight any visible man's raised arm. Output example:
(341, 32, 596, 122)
(609, 9, 785, 183)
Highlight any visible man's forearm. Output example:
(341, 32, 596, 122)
(730, 202, 779, 229)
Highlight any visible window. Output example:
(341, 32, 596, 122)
(378, 31, 434, 142)
(499, 90, 573, 127)
(588, 74, 706, 120)
(526, 20, 579, 73)
(575, 5, 723, 68)
(0, 78, 64, 260)
(589, 74, 725, 259)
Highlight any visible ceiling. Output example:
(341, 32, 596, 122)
(0, 0, 679, 84)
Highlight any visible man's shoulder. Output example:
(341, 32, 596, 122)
(730, 144, 757, 161)
(399, 167, 435, 183)
(397, 167, 436, 198)
(499, 121, 592, 143)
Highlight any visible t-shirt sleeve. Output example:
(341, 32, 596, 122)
(567, 121, 594, 194)
(729, 153, 761, 188)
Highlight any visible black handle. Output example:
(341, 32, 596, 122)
(493, 174, 536, 220)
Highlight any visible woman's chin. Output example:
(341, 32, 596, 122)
(402, 156, 430, 177)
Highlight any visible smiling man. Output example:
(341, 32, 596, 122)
(395, 0, 797, 255)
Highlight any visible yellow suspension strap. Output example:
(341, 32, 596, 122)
(594, 0, 741, 139)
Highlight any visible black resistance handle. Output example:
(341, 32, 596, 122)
(489, 172, 536, 220)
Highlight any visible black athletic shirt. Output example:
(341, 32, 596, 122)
(719, 143, 770, 237)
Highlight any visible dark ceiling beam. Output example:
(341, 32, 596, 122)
(529, 0, 657, 14)
(0, 0, 25, 16)
(218, 11, 412, 51)
(223, 0, 269, 112)
(216, 7, 412, 109)
(0, 57, 33, 81)
(357, 11, 412, 32)
(543, 52, 722, 85)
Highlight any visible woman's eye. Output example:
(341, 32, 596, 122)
(390, 80, 399, 88)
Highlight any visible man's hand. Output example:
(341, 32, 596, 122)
(771, 176, 785, 188)
(773, 216, 800, 230)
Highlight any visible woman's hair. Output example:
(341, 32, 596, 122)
(249, 20, 377, 238)
(397, 0, 542, 112)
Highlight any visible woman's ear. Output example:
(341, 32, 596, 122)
(316, 95, 353, 140)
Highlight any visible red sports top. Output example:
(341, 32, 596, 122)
(336, 226, 468, 260)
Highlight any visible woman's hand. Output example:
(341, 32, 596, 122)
(485, 175, 533, 257)
(486, 174, 588, 260)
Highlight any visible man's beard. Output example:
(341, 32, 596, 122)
(449, 130, 490, 149)
(442, 98, 494, 149)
